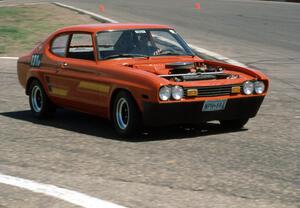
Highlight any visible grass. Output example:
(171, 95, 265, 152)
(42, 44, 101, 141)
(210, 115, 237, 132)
(0, 4, 98, 56)
(0, 26, 29, 40)
(0, 45, 5, 54)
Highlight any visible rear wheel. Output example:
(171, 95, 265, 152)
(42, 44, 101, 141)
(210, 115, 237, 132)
(29, 80, 55, 118)
(112, 91, 141, 137)
(220, 118, 249, 129)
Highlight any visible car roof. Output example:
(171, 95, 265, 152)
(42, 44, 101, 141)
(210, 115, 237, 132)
(56, 23, 173, 33)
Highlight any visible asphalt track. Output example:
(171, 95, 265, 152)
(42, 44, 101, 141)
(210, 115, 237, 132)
(1, 0, 300, 208)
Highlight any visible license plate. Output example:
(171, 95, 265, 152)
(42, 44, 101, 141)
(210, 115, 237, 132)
(202, 99, 227, 112)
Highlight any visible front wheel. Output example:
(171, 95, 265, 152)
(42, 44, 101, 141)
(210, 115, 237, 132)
(112, 91, 141, 137)
(220, 118, 249, 129)
(29, 80, 55, 118)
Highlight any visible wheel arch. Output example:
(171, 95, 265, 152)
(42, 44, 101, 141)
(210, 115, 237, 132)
(26, 77, 40, 95)
(109, 88, 141, 120)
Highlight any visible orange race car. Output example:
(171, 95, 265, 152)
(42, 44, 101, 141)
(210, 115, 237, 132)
(17, 23, 269, 137)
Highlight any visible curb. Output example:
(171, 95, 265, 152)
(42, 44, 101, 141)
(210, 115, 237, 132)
(189, 45, 246, 67)
(53, 2, 118, 23)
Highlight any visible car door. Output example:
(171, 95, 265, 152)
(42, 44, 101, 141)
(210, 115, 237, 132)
(42, 33, 71, 104)
(46, 32, 108, 115)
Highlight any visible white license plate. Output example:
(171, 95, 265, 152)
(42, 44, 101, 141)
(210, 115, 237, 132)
(202, 99, 227, 112)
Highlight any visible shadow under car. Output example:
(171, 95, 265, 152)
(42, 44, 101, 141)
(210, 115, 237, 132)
(0, 109, 247, 142)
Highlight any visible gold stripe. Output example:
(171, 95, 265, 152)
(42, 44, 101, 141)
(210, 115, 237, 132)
(78, 81, 110, 93)
(51, 87, 68, 96)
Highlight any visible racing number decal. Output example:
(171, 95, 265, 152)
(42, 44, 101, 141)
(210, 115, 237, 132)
(30, 54, 42, 67)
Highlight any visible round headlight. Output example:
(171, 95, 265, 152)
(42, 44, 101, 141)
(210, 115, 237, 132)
(243, 81, 254, 95)
(254, 81, 265, 94)
(171, 86, 184, 100)
(159, 86, 171, 101)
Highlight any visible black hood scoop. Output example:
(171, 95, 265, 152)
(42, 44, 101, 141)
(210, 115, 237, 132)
(165, 62, 195, 74)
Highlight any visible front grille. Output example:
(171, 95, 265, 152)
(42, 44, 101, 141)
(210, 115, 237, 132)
(184, 84, 242, 97)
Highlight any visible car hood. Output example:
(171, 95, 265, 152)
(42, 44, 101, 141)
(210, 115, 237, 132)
(100, 56, 266, 83)
(118, 56, 204, 75)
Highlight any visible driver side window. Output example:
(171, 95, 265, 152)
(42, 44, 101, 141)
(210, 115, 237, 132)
(67, 33, 95, 61)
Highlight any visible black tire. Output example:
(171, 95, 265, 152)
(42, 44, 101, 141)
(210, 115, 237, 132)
(220, 118, 249, 129)
(29, 79, 55, 118)
(112, 91, 141, 137)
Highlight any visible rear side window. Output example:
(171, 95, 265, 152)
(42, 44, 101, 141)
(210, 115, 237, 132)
(67, 33, 95, 61)
(51, 34, 69, 57)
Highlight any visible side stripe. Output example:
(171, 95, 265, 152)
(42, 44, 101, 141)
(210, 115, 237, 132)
(78, 81, 110, 94)
(50, 87, 68, 96)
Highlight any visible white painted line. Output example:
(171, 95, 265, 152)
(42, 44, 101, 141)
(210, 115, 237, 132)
(153, 36, 247, 67)
(0, 173, 127, 208)
(189, 44, 247, 67)
(54, 2, 118, 23)
(0, 57, 19, 60)
(53, 2, 246, 68)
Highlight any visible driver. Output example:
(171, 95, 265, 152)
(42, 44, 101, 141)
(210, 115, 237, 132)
(131, 32, 161, 55)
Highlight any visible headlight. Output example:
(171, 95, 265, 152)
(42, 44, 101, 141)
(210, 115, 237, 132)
(254, 81, 265, 94)
(243, 81, 254, 95)
(159, 86, 171, 101)
(171, 86, 184, 100)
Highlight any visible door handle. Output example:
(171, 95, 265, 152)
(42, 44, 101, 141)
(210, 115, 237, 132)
(59, 62, 68, 69)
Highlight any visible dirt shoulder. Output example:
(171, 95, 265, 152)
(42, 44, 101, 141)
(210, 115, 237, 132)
(0, 3, 99, 56)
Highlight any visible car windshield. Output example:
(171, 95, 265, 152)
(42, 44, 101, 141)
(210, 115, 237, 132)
(96, 29, 194, 60)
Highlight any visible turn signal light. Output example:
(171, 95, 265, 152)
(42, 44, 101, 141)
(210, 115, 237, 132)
(231, 86, 241, 94)
(187, 89, 198, 97)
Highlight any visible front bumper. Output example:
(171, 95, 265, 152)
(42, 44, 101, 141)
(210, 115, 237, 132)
(142, 96, 265, 126)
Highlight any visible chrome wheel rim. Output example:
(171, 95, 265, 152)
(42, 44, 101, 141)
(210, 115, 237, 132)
(116, 98, 129, 130)
(31, 85, 43, 113)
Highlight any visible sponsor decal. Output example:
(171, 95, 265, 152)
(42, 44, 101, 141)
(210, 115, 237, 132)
(30, 54, 43, 67)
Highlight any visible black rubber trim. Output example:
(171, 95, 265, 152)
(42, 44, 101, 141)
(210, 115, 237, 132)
(142, 96, 265, 126)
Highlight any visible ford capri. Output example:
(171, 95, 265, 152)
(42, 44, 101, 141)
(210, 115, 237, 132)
(17, 23, 269, 137)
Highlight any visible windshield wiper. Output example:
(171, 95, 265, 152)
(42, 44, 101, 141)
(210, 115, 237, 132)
(158, 51, 186, 56)
(102, 53, 148, 60)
